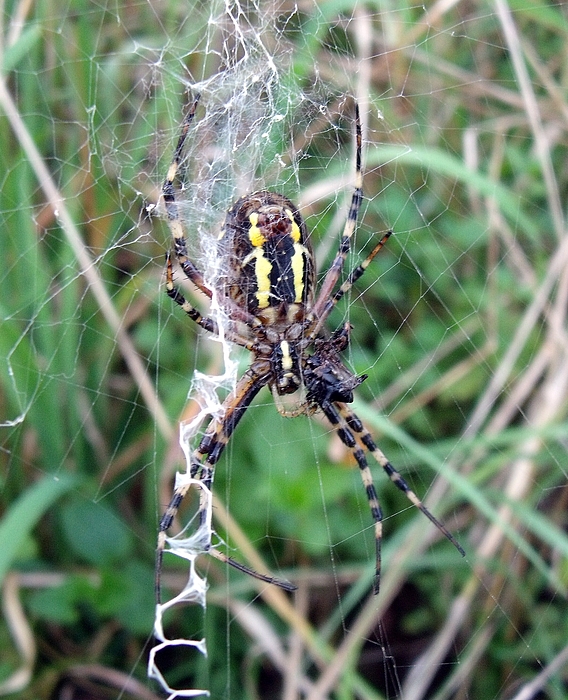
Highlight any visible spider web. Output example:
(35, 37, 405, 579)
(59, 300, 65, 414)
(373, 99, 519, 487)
(1, 1, 568, 699)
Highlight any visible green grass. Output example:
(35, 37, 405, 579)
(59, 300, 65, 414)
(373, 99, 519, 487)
(2, 1, 568, 699)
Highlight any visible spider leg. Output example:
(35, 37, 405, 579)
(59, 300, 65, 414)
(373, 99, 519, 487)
(164, 97, 266, 330)
(317, 398, 383, 593)
(337, 402, 465, 571)
(311, 231, 392, 335)
(317, 399, 464, 593)
(208, 548, 297, 592)
(166, 253, 258, 350)
(166, 251, 219, 334)
(162, 95, 214, 300)
(156, 370, 296, 601)
(309, 103, 363, 323)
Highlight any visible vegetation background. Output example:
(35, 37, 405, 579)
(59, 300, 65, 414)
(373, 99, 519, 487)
(1, 1, 568, 699)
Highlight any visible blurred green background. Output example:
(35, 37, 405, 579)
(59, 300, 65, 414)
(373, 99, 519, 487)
(2, 1, 568, 699)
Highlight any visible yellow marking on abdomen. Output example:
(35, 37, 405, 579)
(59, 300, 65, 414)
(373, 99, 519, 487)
(291, 243, 308, 302)
(285, 209, 301, 243)
(243, 247, 272, 308)
(248, 212, 266, 247)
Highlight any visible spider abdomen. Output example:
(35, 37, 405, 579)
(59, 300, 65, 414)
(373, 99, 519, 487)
(218, 191, 315, 318)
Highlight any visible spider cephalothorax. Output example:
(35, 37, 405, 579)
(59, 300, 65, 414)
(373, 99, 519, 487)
(156, 96, 464, 599)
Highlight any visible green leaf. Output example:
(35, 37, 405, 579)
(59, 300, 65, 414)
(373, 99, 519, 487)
(114, 562, 156, 634)
(27, 577, 85, 624)
(1, 25, 41, 73)
(27, 564, 155, 631)
(0, 473, 77, 586)
(59, 498, 133, 567)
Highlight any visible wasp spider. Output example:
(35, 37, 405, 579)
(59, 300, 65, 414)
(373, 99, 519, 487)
(156, 96, 464, 599)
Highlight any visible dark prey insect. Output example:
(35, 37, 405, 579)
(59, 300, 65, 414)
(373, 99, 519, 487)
(156, 95, 464, 599)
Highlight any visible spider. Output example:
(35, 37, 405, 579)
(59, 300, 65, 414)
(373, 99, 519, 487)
(156, 95, 464, 599)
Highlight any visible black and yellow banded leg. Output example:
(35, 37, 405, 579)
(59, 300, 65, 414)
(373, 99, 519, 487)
(318, 398, 383, 594)
(310, 103, 364, 322)
(336, 403, 465, 558)
(165, 253, 259, 350)
(165, 252, 219, 334)
(208, 548, 297, 592)
(161, 95, 214, 301)
(156, 371, 296, 601)
(162, 96, 275, 336)
(314, 231, 392, 328)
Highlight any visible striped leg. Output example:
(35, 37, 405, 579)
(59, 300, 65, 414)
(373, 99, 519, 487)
(319, 399, 464, 594)
(162, 95, 214, 301)
(309, 103, 363, 322)
(307, 103, 392, 337)
(156, 371, 296, 601)
(312, 231, 392, 333)
(165, 252, 258, 350)
(336, 403, 465, 565)
(317, 399, 383, 594)
(164, 96, 266, 330)
(165, 251, 219, 334)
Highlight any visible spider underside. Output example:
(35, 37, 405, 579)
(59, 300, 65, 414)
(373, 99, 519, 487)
(156, 96, 464, 600)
